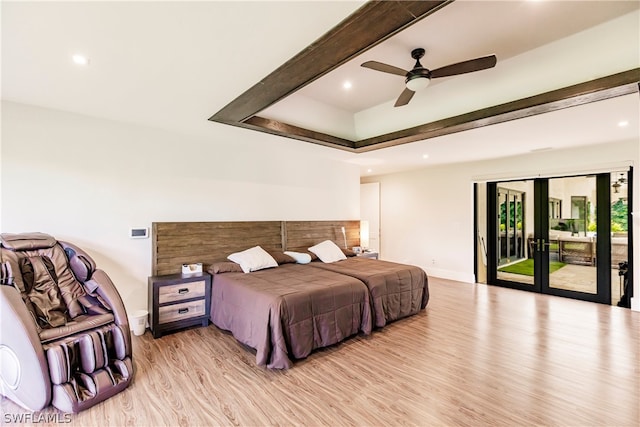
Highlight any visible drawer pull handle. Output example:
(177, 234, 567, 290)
(178, 308, 189, 314)
(178, 288, 189, 295)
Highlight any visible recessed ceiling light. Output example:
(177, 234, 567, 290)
(618, 120, 629, 127)
(367, 168, 372, 173)
(343, 81, 352, 90)
(422, 154, 429, 159)
(72, 54, 89, 66)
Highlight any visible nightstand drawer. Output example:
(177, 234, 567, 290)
(158, 280, 206, 304)
(158, 299, 205, 324)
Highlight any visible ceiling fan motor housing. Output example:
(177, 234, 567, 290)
(405, 48, 431, 90)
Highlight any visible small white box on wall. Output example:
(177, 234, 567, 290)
(182, 263, 203, 275)
(129, 227, 149, 239)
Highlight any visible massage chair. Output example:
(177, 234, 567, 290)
(0, 232, 133, 413)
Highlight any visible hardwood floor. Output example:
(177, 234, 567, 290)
(2, 278, 638, 426)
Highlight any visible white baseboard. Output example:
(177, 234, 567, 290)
(630, 296, 639, 312)
(425, 267, 475, 284)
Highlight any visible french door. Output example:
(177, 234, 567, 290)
(486, 173, 627, 304)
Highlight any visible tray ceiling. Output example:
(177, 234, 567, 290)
(210, 1, 640, 152)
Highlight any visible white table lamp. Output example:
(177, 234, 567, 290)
(360, 220, 370, 250)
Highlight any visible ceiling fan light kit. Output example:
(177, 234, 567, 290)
(405, 75, 430, 91)
(361, 47, 497, 107)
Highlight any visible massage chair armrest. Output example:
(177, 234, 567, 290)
(59, 241, 97, 283)
(0, 286, 51, 411)
(85, 270, 129, 329)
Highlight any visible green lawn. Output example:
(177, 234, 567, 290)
(498, 259, 565, 276)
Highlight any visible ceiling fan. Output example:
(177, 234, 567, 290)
(612, 173, 627, 193)
(361, 48, 497, 107)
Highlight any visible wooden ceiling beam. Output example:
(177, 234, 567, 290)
(209, 1, 451, 124)
(243, 117, 356, 151)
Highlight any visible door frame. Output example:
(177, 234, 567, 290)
(627, 167, 634, 302)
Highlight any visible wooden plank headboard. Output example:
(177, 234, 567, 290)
(151, 220, 361, 276)
(152, 221, 283, 276)
(284, 220, 360, 251)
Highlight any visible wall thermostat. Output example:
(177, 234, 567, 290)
(129, 228, 149, 239)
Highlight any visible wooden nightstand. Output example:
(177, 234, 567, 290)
(357, 251, 379, 260)
(148, 272, 212, 338)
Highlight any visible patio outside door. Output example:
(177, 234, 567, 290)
(487, 173, 621, 304)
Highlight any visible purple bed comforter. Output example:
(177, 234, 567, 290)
(309, 257, 429, 328)
(209, 263, 372, 369)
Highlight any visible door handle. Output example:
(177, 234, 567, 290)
(536, 239, 552, 252)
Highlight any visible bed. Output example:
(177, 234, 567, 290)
(308, 257, 429, 328)
(209, 262, 372, 369)
(151, 220, 427, 369)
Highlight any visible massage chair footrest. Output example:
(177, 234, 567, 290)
(44, 324, 133, 413)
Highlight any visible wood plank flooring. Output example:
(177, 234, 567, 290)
(2, 278, 638, 426)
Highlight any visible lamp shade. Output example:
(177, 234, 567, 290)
(360, 220, 370, 250)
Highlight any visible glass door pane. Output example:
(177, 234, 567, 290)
(495, 180, 534, 286)
(547, 176, 597, 294)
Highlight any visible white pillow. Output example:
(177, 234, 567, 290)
(227, 246, 278, 273)
(284, 251, 312, 264)
(308, 240, 347, 263)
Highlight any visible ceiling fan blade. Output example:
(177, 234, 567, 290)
(361, 61, 408, 77)
(430, 55, 497, 79)
(394, 87, 415, 107)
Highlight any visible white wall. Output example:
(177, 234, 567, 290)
(1, 101, 361, 312)
(362, 139, 640, 311)
(359, 182, 380, 252)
